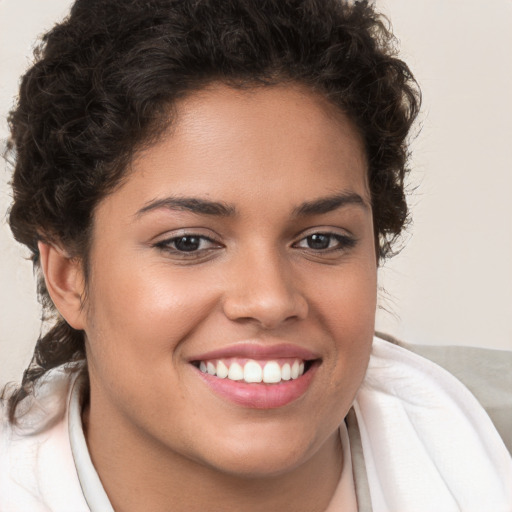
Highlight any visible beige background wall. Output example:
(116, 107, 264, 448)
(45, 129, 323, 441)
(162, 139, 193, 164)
(1, 0, 511, 387)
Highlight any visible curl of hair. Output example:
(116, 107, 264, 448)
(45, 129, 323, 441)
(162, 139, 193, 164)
(5, 0, 420, 422)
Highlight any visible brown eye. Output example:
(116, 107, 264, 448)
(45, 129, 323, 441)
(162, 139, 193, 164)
(306, 234, 331, 250)
(154, 234, 221, 254)
(174, 236, 202, 252)
(294, 232, 356, 252)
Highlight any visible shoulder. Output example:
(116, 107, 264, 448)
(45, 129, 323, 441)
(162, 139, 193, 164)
(0, 366, 90, 511)
(376, 332, 512, 455)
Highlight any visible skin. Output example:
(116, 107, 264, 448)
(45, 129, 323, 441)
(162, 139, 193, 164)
(42, 83, 378, 512)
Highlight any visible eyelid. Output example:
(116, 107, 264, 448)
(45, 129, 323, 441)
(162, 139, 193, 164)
(151, 227, 220, 243)
(291, 229, 357, 252)
(155, 234, 218, 248)
(292, 226, 355, 241)
(152, 229, 224, 254)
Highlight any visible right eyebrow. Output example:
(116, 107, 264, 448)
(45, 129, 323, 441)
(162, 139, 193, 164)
(135, 196, 237, 218)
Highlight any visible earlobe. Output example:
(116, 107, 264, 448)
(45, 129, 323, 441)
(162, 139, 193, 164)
(38, 241, 87, 330)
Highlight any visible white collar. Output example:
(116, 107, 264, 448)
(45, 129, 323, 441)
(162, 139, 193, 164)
(68, 373, 114, 512)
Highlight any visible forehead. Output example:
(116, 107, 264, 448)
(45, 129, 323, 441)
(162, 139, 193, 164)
(113, 83, 370, 215)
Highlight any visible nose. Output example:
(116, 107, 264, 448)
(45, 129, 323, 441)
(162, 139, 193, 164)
(222, 251, 308, 329)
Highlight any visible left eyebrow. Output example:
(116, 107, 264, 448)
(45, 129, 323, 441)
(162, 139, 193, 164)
(135, 196, 236, 218)
(292, 192, 369, 216)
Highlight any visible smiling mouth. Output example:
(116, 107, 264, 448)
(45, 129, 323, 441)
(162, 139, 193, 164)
(191, 355, 320, 409)
(192, 358, 316, 384)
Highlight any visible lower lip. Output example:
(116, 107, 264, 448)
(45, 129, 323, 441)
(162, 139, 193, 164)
(194, 363, 318, 409)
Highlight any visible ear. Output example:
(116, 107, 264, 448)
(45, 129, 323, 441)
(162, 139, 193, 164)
(38, 241, 87, 330)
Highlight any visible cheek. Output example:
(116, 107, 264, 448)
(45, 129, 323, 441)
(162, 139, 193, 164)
(314, 257, 377, 381)
(83, 256, 222, 367)
(315, 255, 377, 331)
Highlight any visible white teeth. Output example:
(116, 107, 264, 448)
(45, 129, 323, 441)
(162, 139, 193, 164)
(262, 361, 282, 383)
(281, 363, 291, 381)
(291, 360, 300, 379)
(228, 362, 244, 381)
(216, 360, 229, 379)
(244, 361, 263, 383)
(206, 361, 216, 375)
(198, 358, 307, 383)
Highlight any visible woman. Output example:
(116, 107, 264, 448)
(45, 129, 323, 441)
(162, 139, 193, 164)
(1, 0, 511, 510)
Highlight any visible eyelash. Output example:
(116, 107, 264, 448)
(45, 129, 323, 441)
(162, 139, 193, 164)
(153, 232, 356, 256)
(292, 233, 356, 252)
(154, 235, 220, 255)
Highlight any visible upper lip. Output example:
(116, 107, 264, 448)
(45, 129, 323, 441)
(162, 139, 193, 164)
(189, 342, 321, 362)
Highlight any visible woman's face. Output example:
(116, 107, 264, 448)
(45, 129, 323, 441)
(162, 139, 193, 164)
(80, 83, 377, 477)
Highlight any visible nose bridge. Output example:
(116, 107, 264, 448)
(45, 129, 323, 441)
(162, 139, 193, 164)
(222, 243, 308, 328)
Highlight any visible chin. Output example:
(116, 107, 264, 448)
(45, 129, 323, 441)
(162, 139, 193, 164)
(207, 450, 308, 480)
(195, 424, 322, 479)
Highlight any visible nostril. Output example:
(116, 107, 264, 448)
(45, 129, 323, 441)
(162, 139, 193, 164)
(222, 292, 308, 329)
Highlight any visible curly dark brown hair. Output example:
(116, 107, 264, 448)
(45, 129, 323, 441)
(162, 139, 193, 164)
(4, 0, 420, 421)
